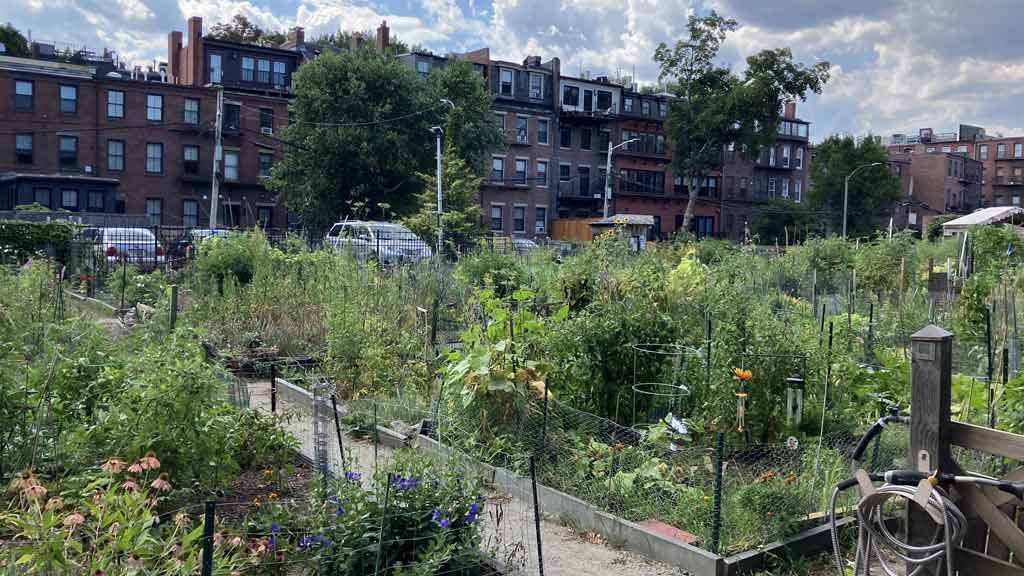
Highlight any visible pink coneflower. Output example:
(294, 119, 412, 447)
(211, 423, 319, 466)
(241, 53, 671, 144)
(24, 483, 47, 499)
(174, 512, 191, 526)
(213, 532, 224, 546)
(109, 522, 121, 536)
(127, 461, 144, 474)
(139, 452, 161, 471)
(150, 473, 172, 493)
(45, 497, 64, 510)
(101, 458, 126, 474)
(121, 479, 140, 492)
(63, 512, 86, 528)
(229, 536, 244, 548)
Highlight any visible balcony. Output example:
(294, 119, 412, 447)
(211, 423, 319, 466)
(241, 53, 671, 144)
(557, 179, 604, 201)
(994, 177, 1024, 186)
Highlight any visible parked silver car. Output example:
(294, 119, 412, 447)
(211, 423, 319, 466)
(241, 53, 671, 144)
(90, 227, 166, 271)
(325, 221, 432, 264)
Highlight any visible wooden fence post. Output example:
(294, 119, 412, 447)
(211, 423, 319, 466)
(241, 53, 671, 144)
(908, 324, 953, 571)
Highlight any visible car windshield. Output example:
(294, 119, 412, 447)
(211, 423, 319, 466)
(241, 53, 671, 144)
(103, 228, 155, 241)
(369, 225, 419, 241)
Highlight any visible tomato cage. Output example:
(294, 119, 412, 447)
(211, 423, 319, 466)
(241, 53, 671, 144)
(629, 343, 697, 431)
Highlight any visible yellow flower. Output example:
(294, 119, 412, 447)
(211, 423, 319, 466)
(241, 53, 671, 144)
(731, 367, 753, 380)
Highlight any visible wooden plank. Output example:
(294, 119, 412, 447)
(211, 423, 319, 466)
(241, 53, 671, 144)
(956, 546, 1024, 576)
(951, 421, 1024, 461)
(960, 483, 1024, 562)
(988, 501, 1014, 562)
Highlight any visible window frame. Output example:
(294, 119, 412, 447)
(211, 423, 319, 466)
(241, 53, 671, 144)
(514, 158, 528, 185)
(529, 73, 544, 99)
(14, 80, 33, 111)
(535, 206, 547, 234)
(59, 135, 78, 168)
(107, 139, 125, 172)
(795, 147, 804, 170)
(259, 108, 274, 133)
(623, 97, 633, 113)
(145, 142, 163, 174)
(499, 68, 514, 96)
(258, 59, 270, 83)
(107, 89, 125, 119)
(61, 189, 79, 211)
(512, 205, 526, 233)
(490, 156, 505, 183)
(257, 205, 273, 228)
(59, 84, 77, 114)
(980, 145, 989, 161)
(15, 133, 33, 164)
(258, 152, 274, 178)
(182, 199, 199, 228)
(210, 53, 223, 83)
(536, 160, 548, 188)
(997, 143, 1006, 159)
(562, 85, 579, 107)
(183, 144, 200, 174)
(184, 97, 200, 125)
(223, 150, 240, 181)
(145, 198, 162, 226)
(516, 116, 529, 144)
(146, 94, 163, 121)
(580, 128, 592, 151)
(88, 190, 105, 212)
(1015, 143, 1023, 158)
(559, 126, 572, 149)
(596, 90, 612, 111)
(489, 204, 504, 232)
(641, 99, 651, 116)
(272, 61, 286, 86)
(242, 57, 255, 82)
(537, 118, 549, 145)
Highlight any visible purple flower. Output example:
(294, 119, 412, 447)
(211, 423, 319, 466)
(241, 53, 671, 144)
(399, 476, 421, 490)
(299, 534, 313, 549)
(271, 522, 280, 533)
(465, 502, 479, 525)
(268, 535, 276, 548)
(336, 506, 345, 517)
(315, 533, 324, 543)
(439, 517, 450, 529)
(345, 471, 361, 483)
(431, 508, 441, 522)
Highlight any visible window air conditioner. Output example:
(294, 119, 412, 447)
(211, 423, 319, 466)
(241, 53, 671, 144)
(260, 127, 273, 135)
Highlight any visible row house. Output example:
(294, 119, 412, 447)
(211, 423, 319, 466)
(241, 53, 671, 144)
(886, 150, 983, 233)
(555, 75, 620, 221)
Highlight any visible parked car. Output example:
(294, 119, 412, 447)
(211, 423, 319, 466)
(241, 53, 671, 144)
(91, 227, 166, 271)
(325, 221, 432, 265)
(512, 238, 540, 254)
(167, 228, 230, 266)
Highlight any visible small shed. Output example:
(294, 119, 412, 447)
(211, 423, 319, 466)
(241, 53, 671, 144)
(589, 214, 654, 251)
(942, 206, 1024, 236)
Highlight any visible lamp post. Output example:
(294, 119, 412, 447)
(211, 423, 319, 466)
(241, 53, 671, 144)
(430, 99, 455, 259)
(604, 137, 640, 218)
(842, 162, 884, 238)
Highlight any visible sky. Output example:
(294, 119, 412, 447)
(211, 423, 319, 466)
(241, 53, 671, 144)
(4, 0, 1023, 142)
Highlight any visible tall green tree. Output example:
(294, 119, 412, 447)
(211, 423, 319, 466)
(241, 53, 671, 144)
(809, 135, 899, 237)
(654, 12, 831, 231)
(427, 59, 504, 175)
(403, 143, 485, 254)
(208, 15, 285, 45)
(266, 50, 434, 228)
(752, 199, 817, 245)
(0, 23, 30, 57)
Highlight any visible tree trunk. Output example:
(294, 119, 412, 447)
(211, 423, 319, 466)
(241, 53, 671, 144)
(680, 174, 701, 234)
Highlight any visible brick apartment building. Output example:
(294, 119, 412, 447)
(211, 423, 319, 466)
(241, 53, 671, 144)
(888, 124, 1024, 208)
(0, 17, 301, 228)
(886, 150, 983, 233)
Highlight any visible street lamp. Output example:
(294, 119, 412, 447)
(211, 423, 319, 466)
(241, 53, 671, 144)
(430, 99, 456, 259)
(604, 137, 640, 218)
(842, 162, 885, 238)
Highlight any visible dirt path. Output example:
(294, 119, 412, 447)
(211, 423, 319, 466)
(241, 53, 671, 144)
(245, 379, 690, 576)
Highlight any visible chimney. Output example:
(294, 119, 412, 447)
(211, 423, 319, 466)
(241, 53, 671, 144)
(287, 27, 304, 46)
(187, 16, 203, 86)
(350, 32, 362, 51)
(523, 55, 541, 68)
(783, 101, 796, 120)
(376, 21, 389, 52)
(167, 30, 182, 82)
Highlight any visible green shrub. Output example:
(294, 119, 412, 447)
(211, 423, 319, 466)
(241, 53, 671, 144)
(0, 219, 80, 263)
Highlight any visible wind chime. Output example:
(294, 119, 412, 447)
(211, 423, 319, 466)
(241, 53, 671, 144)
(732, 367, 753, 432)
(785, 376, 805, 428)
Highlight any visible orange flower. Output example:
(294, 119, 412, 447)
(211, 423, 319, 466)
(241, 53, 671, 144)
(783, 474, 799, 485)
(268, 492, 279, 501)
(757, 471, 776, 483)
(731, 368, 753, 380)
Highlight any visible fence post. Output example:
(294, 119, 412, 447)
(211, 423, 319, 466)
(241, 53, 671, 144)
(374, 473, 393, 576)
(169, 284, 179, 331)
(986, 307, 995, 428)
(270, 363, 277, 414)
(529, 456, 546, 576)
(539, 387, 549, 461)
(331, 394, 347, 471)
(908, 325, 953, 564)
(201, 500, 216, 576)
(710, 432, 724, 555)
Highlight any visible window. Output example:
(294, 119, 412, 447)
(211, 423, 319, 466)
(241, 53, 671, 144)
(795, 147, 804, 170)
(513, 206, 526, 233)
(260, 108, 274, 133)
(798, 124, 808, 138)
(641, 99, 651, 116)
(210, 54, 222, 83)
(597, 90, 612, 111)
(925, 146, 936, 153)
(562, 85, 579, 107)
(514, 159, 527, 184)
(182, 199, 198, 227)
(59, 85, 77, 114)
(535, 207, 547, 234)
(107, 140, 125, 171)
(494, 113, 505, 130)
(980, 145, 989, 160)
(15, 80, 33, 110)
(259, 152, 274, 177)
(15, 134, 32, 164)
(537, 119, 549, 145)
(145, 198, 162, 226)
(416, 60, 430, 78)
(500, 69, 514, 95)
(942, 145, 951, 153)
(491, 156, 504, 183)
(184, 98, 200, 124)
(768, 178, 776, 195)
(560, 127, 572, 148)
(769, 147, 776, 166)
(529, 73, 543, 99)
(88, 190, 104, 211)
(583, 90, 593, 112)
(619, 169, 665, 195)
(183, 145, 199, 174)
(145, 143, 163, 174)
(559, 164, 571, 182)
(107, 90, 124, 118)
(273, 62, 286, 86)
(581, 128, 592, 150)
(146, 94, 162, 121)
(516, 117, 528, 144)
(623, 97, 633, 113)
(223, 151, 239, 181)
(598, 131, 610, 153)
(223, 104, 240, 131)
(61, 189, 78, 210)
(258, 206, 273, 228)
(659, 101, 667, 117)
(490, 205, 503, 231)
(997, 143, 1006, 159)
(782, 144, 791, 167)
(781, 178, 790, 198)
(59, 136, 78, 167)
(258, 59, 270, 83)
(578, 166, 591, 193)
(695, 216, 714, 239)
(536, 160, 548, 187)
(957, 145, 968, 154)
(795, 180, 802, 202)
(1016, 143, 1023, 158)
(33, 188, 50, 207)
(242, 57, 255, 81)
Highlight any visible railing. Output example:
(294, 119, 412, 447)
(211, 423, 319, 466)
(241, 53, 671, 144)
(557, 179, 604, 199)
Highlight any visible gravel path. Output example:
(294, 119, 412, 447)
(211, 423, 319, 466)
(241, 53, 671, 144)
(245, 379, 690, 576)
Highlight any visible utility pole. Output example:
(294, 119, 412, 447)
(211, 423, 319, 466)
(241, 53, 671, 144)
(603, 137, 639, 218)
(431, 126, 443, 258)
(210, 87, 224, 229)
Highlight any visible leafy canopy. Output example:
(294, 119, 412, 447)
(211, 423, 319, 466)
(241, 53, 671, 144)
(808, 134, 900, 237)
(0, 23, 30, 57)
(403, 143, 485, 254)
(208, 14, 286, 45)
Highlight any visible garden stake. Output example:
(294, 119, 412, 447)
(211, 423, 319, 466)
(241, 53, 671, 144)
(818, 303, 826, 348)
(710, 432, 724, 554)
(169, 284, 178, 331)
(331, 394, 347, 472)
(200, 501, 216, 576)
(374, 473, 393, 576)
(540, 387, 549, 461)
(529, 456, 546, 576)
(119, 256, 127, 315)
(987, 306, 995, 428)
(270, 363, 277, 413)
(813, 321, 834, 490)
(373, 402, 379, 473)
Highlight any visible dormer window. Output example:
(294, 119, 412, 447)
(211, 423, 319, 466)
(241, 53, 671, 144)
(500, 68, 514, 96)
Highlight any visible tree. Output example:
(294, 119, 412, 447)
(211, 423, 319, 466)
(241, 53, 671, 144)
(403, 143, 485, 254)
(427, 59, 504, 175)
(655, 12, 831, 231)
(752, 199, 817, 245)
(311, 31, 410, 55)
(265, 50, 435, 229)
(809, 135, 900, 237)
(0, 23, 30, 57)
(208, 15, 285, 45)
